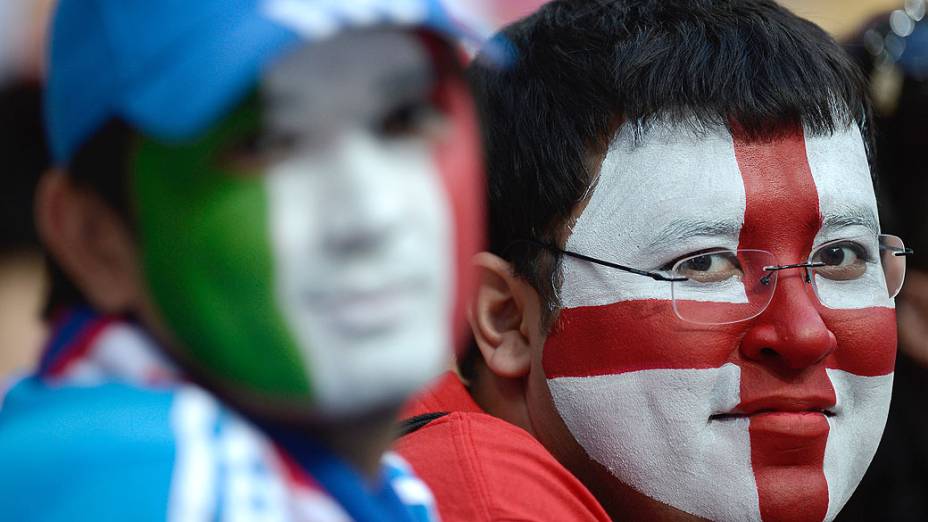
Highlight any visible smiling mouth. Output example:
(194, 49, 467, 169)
(710, 395, 837, 421)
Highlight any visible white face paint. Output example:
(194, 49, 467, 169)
(262, 30, 454, 415)
(544, 121, 895, 521)
(806, 129, 894, 311)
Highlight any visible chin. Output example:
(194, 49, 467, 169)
(549, 364, 892, 522)
(303, 315, 451, 417)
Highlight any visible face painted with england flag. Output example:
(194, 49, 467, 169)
(132, 30, 483, 417)
(542, 121, 896, 521)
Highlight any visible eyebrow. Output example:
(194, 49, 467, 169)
(645, 218, 743, 250)
(820, 205, 880, 235)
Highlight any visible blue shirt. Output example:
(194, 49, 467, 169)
(0, 309, 439, 522)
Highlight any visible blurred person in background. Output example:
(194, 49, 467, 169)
(838, 4, 928, 520)
(0, 0, 487, 520)
(399, 1, 914, 521)
(0, 0, 55, 379)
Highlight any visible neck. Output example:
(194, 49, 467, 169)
(469, 360, 535, 434)
(261, 406, 401, 482)
(470, 357, 705, 521)
(583, 462, 707, 521)
(156, 339, 401, 482)
(306, 410, 400, 480)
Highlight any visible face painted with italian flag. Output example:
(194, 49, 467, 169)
(132, 30, 483, 417)
(543, 122, 896, 521)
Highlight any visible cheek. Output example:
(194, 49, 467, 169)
(134, 143, 310, 396)
(431, 76, 485, 354)
(823, 307, 897, 376)
(543, 300, 746, 378)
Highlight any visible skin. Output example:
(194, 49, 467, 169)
(35, 29, 484, 477)
(469, 121, 897, 521)
(0, 251, 46, 378)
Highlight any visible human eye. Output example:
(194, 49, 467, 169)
(672, 250, 743, 283)
(811, 239, 875, 281)
(376, 98, 447, 140)
(215, 129, 300, 172)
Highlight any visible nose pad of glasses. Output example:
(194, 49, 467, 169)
(760, 272, 774, 286)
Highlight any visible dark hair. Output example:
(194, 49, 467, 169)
(458, 0, 873, 378)
(470, 0, 873, 321)
(0, 81, 49, 253)
(44, 119, 135, 317)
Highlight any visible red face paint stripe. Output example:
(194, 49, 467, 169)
(732, 124, 830, 522)
(749, 414, 830, 522)
(541, 303, 896, 378)
(428, 52, 485, 355)
(543, 300, 747, 378)
(822, 307, 897, 377)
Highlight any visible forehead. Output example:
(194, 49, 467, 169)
(570, 124, 746, 263)
(560, 121, 877, 308)
(568, 121, 877, 263)
(261, 29, 434, 128)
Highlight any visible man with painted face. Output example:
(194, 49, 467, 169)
(398, 1, 914, 521)
(0, 0, 486, 520)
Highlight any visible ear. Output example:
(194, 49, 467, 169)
(35, 169, 142, 314)
(468, 252, 543, 379)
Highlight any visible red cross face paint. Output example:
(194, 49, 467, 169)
(543, 122, 895, 521)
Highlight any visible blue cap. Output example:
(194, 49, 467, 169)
(46, 0, 491, 164)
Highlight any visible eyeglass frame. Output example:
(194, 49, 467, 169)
(515, 236, 915, 308)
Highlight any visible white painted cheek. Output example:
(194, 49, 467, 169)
(806, 126, 893, 310)
(823, 369, 893, 521)
(551, 123, 760, 520)
(814, 268, 891, 311)
(266, 133, 453, 416)
(560, 123, 748, 308)
(548, 364, 762, 522)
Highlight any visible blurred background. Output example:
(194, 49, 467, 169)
(1, 1, 926, 518)
(0, 0, 53, 379)
(488, 0, 915, 36)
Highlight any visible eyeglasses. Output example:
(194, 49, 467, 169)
(523, 234, 914, 325)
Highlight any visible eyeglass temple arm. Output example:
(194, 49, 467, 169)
(880, 243, 915, 257)
(519, 240, 687, 282)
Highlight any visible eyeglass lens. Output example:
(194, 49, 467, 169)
(670, 235, 908, 325)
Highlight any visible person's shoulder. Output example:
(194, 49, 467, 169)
(0, 375, 179, 462)
(0, 377, 180, 520)
(396, 410, 610, 522)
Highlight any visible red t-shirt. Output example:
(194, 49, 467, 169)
(396, 372, 610, 522)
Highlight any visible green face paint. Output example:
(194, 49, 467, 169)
(133, 99, 311, 398)
(132, 31, 462, 417)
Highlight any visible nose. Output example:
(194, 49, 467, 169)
(320, 131, 404, 255)
(740, 271, 837, 370)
